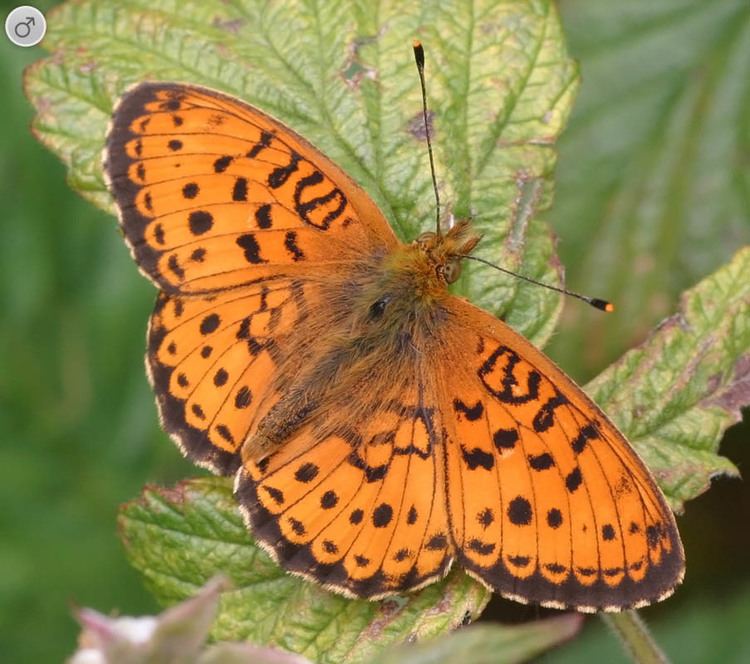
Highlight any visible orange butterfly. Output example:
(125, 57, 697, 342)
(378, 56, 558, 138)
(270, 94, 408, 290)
(103, 71, 683, 611)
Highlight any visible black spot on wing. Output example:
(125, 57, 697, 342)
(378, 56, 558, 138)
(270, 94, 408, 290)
(453, 398, 484, 421)
(461, 445, 494, 470)
(572, 422, 601, 454)
(508, 496, 532, 526)
(236, 233, 266, 264)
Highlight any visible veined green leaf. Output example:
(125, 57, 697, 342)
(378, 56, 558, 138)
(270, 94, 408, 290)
(25, 0, 577, 344)
(586, 246, 749, 509)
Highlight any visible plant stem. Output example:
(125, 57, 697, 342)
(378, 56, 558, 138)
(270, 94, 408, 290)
(601, 611, 670, 664)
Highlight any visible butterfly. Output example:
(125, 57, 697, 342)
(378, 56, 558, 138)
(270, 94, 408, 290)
(103, 72, 684, 612)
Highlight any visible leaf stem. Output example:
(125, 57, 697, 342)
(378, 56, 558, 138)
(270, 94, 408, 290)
(601, 611, 670, 664)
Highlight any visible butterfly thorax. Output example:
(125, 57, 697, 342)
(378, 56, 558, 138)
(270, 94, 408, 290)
(348, 218, 481, 334)
(370, 218, 481, 310)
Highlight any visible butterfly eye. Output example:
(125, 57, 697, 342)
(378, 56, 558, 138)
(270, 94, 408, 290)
(443, 260, 461, 283)
(368, 296, 391, 320)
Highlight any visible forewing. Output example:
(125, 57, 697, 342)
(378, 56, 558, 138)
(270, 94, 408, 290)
(104, 82, 397, 294)
(439, 297, 684, 611)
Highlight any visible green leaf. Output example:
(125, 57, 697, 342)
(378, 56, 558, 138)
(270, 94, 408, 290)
(118, 479, 489, 664)
(585, 246, 749, 510)
(24, 0, 577, 345)
(548, 0, 750, 376)
(365, 617, 583, 664)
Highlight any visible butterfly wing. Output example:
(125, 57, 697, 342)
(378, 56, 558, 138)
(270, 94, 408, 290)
(437, 297, 684, 611)
(147, 277, 314, 474)
(104, 83, 399, 473)
(104, 82, 397, 294)
(234, 379, 456, 599)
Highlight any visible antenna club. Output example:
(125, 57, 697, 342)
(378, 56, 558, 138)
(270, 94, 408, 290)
(413, 40, 425, 67)
(590, 298, 614, 313)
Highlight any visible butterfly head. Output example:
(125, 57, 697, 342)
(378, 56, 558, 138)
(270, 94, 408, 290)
(359, 219, 480, 329)
(414, 218, 481, 284)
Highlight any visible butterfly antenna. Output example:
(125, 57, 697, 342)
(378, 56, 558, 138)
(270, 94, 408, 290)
(461, 254, 614, 312)
(413, 40, 441, 238)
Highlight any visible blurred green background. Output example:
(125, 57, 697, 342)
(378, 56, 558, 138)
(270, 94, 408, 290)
(1, 0, 748, 662)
